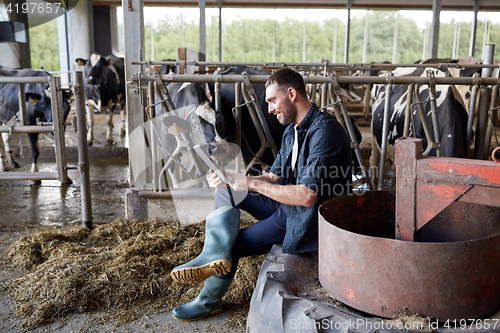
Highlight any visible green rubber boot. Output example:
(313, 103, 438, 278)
(171, 205, 240, 284)
(171, 276, 233, 321)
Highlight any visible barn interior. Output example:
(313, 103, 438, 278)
(1, 0, 500, 332)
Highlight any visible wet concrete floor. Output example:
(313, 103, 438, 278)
(0, 157, 129, 228)
(0, 112, 246, 333)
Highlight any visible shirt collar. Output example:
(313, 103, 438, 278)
(288, 103, 320, 134)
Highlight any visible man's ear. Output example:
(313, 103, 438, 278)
(288, 87, 297, 101)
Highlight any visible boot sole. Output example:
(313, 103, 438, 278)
(171, 259, 231, 284)
(171, 307, 222, 322)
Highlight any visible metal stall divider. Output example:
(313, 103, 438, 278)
(328, 73, 372, 191)
(240, 71, 278, 174)
(152, 73, 209, 190)
(413, 83, 439, 156)
(466, 73, 482, 157)
(73, 71, 93, 229)
(0, 73, 92, 229)
(426, 70, 441, 157)
(131, 64, 500, 195)
(378, 72, 394, 191)
(0, 76, 69, 183)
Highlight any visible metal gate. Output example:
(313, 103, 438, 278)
(0, 72, 92, 229)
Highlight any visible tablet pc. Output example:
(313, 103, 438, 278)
(193, 145, 231, 184)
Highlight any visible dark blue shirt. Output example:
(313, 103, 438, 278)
(270, 103, 352, 253)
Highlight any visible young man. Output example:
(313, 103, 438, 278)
(170, 67, 352, 321)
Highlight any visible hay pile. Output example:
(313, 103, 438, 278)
(5, 218, 264, 330)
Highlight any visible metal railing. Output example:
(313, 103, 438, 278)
(129, 63, 500, 191)
(0, 72, 93, 229)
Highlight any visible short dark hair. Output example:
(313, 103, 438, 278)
(265, 67, 307, 98)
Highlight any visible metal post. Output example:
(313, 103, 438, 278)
(273, 20, 276, 62)
(49, 75, 70, 184)
(403, 84, 414, 137)
(74, 71, 93, 230)
(414, 84, 438, 156)
(378, 73, 394, 190)
(333, 19, 338, 63)
(422, 23, 429, 61)
(469, 0, 479, 57)
(427, 71, 441, 156)
(199, 0, 206, 58)
(217, 0, 223, 62)
(235, 82, 242, 173)
(392, 13, 399, 64)
(17, 83, 27, 125)
(467, 74, 481, 156)
(148, 80, 159, 191)
(452, 23, 458, 58)
(242, 20, 245, 62)
(362, 12, 369, 63)
(429, 0, 442, 59)
(344, 0, 352, 63)
(122, 0, 146, 191)
(303, 20, 307, 63)
(214, 68, 222, 113)
(321, 82, 328, 110)
(475, 44, 495, 160)
(395, 138, 422, 241)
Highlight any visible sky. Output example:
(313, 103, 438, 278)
(131, 7, 500, 30)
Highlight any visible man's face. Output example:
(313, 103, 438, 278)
(265, 83, 297, 126)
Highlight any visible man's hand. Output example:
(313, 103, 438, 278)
(210, 168, 248, 192)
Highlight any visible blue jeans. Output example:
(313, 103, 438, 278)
(214, 188, 288, 279)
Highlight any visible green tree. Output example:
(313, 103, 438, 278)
(29, 19, 60, 71)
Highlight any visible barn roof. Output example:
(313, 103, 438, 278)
(91, 0, 500, 11)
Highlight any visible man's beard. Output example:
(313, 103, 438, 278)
(278, 98, 297, 126)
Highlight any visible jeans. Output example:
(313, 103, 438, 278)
(214, 188, 288, 279)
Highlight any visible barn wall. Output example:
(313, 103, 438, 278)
(93, 5, 113, 56)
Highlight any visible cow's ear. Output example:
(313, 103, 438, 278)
(76, 58, 86, 66)
(26, 93, 42, 105)
(63, 90, 75, 101)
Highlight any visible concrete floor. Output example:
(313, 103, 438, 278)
(0, 111, 246, 333)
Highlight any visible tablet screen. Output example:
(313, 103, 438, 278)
(193, 145, 231, 184)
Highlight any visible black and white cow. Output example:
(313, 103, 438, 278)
(76, 53, 126, 145)
(154, 81, 226, 187)
(0, 66, 72, 174)
(163, 81, 225, 151)
(209, 66, 286, 175)
(370, 66, 469, 187)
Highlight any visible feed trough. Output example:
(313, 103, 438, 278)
(318, 138, 500, 321)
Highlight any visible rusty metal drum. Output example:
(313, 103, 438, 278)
(318, 190, 500, 321)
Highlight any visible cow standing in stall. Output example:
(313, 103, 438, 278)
(370, 66, 469, 188)
(155, 81, 226, 188)
(75, 54, 126, 145)
(0, 66, 72, 178)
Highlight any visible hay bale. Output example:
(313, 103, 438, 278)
(5, 218, 264, 329)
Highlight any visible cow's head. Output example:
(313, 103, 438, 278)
(76, 54, 110, 86)
(26, 86, 72, 138)
(171, 102, 226, 156)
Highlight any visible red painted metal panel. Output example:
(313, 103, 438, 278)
(416, 182, 472, 229)
(417, 157, 500, 187)
(395, 138, 421, 241)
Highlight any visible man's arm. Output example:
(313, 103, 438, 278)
(211, 170, 317, 207)
(247, 178, 318, 207)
